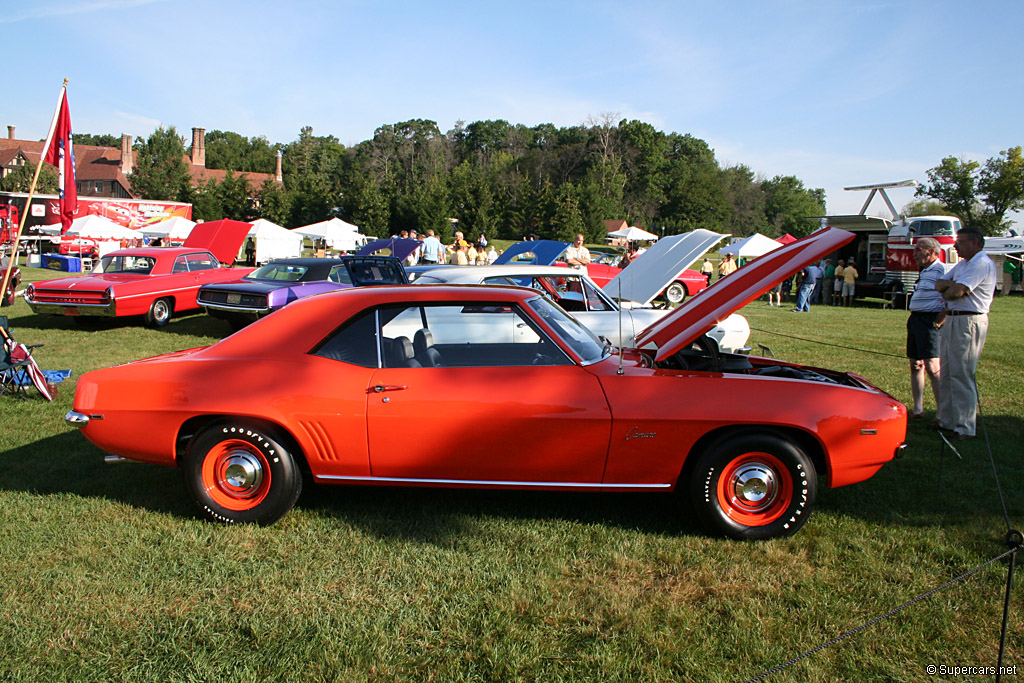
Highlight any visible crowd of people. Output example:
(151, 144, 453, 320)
(391, 229, 499, 267)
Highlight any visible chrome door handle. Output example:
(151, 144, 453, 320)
(372, 385, 408, 393)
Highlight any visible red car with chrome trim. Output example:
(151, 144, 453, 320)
(26, 219, 254, 327)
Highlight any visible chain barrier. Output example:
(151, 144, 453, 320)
(740, 543, 1021, 683)
(749, 327, 906, 359)
(740, 323, 1020, 681)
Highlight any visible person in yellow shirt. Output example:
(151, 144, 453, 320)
(841, 260, 859, 307)
(717, 254, 737, 280)
(832, 260, 845, 306)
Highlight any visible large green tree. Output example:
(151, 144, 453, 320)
(282, 126, 345, 227)
(761, 175, 826, 237)
(978, 146, 1024, 231)
(203, 130, 277, 174)
(916, 149, 1024, 234)
(129, 126, 192, 202)
(74, 133, 119, 148)
(0, 162, 57, 193)
(916, 156, 982, 226)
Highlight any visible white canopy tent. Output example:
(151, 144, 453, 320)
(607, 225, 659, 242)
(293, 217, 369, 251)
(66, 215, 138, 241)
(247, 218, 303, 263)
(140, 216, 197, 241)
(719, 233, 783, 259)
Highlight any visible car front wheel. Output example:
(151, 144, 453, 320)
(665, 282, 687, 304)
(146, 297, 173, 327)
(690, 433, 816, 540)
(183, 421, 302, 525)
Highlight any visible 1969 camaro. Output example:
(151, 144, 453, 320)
(65, 228, 907, 538)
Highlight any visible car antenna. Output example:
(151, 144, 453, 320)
(617, 277, 624, 375)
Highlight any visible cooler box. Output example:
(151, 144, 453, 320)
(41, 254, 83, 272)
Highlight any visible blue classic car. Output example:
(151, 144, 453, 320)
(197, 256, 408, 329)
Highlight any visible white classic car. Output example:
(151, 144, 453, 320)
(413, 230, 749, 353)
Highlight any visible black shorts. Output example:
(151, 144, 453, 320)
(907, 311, 941, 360)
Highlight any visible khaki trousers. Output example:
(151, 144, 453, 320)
(938, 314, 988, 436)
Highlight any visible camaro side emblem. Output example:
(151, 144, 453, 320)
(625, 427, 656, 441)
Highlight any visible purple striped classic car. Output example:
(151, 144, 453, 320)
(197, 256, 408, 330)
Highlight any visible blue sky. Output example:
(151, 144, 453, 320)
(5, 0, 1023, 220)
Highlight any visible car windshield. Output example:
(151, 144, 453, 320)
(100, 254, 155, 274)
(527, 296, 608, 364)
(413, 275, 449, 284)
(245, 264, 310, 282)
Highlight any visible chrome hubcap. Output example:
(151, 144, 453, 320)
(731, 463, 778, 511)
(221, 450, 264, 497)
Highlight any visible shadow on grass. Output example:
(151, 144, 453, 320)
(4, 413, 1019, 545)
(298, 483, 702, 543)
(10, 310, 232, 340)
(0, 431, 194, 519)
(818, 412, 1024, 534)
(0, 431, 704, 542)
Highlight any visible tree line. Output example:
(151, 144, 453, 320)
(10, 120, 1020, 239)
(83, 117, 829, 243)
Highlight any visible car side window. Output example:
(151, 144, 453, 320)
(171, 256, 188, 274)
(381, 303, 571, 368)
(313, 303, 572, 369)
(185, 252, 219, 271)
(580, 278, 614, 312)
(310, 309, 379, 367)
(329, 265, 353, 285)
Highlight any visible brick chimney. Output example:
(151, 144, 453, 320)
(120, 134, 133, 175)
(190, 127, 205, 167)
(275, 150, 283, 182)
(7, 126, 14, 140)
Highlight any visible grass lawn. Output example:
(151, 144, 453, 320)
(1, 265, 1021, 682)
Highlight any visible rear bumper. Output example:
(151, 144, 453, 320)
(27, 299, 116, 317)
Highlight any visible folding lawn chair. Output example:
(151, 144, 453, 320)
(0, 316, 51, 401)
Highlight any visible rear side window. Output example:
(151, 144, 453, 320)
(311, 309, 379, 367)
(329, 265, 353, 285)
(185, 252, 219, 271)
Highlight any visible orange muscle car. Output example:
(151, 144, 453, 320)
(65, 228, 906, 538)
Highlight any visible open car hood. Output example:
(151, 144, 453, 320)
(357, 238, 421, 262)
(493, 240, 569, 265)
(635, 228, 855, 361)
(603, 230, 727, 305)
(183, 219, 253, 264)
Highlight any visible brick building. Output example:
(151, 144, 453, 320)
(0, 125, 282, 198)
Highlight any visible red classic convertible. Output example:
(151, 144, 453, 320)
(26, 219, 254, 327)
(65, 228, 907, 538)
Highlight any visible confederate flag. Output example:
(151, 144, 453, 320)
(43, 88, 77, 233)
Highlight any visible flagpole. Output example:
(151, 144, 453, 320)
(1, 79, 68, 303)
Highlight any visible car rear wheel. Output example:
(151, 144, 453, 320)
(183, 421, 302, 525)
(146, 297, 173, 328)
(665, 282, 687, 304)
(690, 433, 816, 540)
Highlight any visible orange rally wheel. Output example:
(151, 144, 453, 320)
(715, 452, 793, 527)
(201, 439, 272, 511)
(184, 422, 302, 525)
(691, 433, 817, 540)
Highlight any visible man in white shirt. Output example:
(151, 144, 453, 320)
(934, 227, 997, 440)
(905, 238, 947, 419)
(564, 234, 591, 271)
